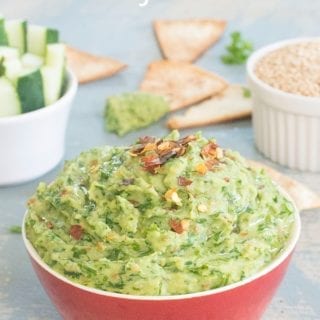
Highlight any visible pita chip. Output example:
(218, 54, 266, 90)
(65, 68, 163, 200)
(249, 160, 320, 211)
(140, 60, 227, 111)
(167, 84, 252, 129)
(66, 45, 126, 84)
(154, 19, 226, 62)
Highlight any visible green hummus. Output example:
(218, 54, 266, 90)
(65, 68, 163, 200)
(25, 131, 295, 296)
(105, 92, 169, 136)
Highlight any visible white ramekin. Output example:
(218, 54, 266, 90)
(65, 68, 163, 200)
(247, 38, 320, 172)
(0, 70, 78, 185)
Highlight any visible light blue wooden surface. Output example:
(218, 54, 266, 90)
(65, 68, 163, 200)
(0, 0, 319, 319)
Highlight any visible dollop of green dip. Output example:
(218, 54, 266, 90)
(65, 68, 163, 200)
(104, 92, 169, 136)
(25, 131, 295, 296)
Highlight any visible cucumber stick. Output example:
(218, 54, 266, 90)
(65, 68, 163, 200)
(0, 17, 8, 45)
(17, 69, 45, 112)
(21, 53, 44, 69)
(41, 43, 65, 105)
(0, 46, 20, 60)
(0, 18, 65, 115)
(27, 25, 59, 56)
(4, 58, 22, 83)
(5, 20, 27, 54)
(0, 77, 21, 117)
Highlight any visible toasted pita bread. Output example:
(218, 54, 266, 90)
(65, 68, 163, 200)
(66, 46, 126, 84)
(154, 19, 226, 62)
(140, 60, 227, 111)
(167, 84, 252, 129)
(249, 160, 320, 211)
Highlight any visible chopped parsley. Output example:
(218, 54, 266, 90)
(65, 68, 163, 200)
(9, 225, 22, 234)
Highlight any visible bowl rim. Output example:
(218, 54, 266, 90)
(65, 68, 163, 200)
(22, 187, 301, 301)
(247, 37, 320, 105)
(0, 68, 78, 124)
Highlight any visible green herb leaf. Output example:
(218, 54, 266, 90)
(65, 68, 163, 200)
(221, 31, 253, 65)
(9, 225, 22, 234)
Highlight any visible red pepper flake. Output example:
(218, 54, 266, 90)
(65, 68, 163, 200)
(60, 189, 69, 196)
(130, 134, 197, 173)
(141, 154, 162, 173)
(177, 135, 197, 145)
(138, 136, 156, 144)
(178, 176, 192, 186)
(201, 142, 218, 159)
(169, 219, 184, 234)
(69, 224, 84, 240)
(47, 221, 54, 229)
(27, 197, 37, 206)
(169, 219, 190, 234)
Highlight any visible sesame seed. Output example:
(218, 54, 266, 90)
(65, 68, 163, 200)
(255, 41, 320, 97)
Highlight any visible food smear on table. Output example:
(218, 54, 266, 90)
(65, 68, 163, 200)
(0, 16, 66, 117)
(25, 131, 295, 296)
(105, 92, 169, 136)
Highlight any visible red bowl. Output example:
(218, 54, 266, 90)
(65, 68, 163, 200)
(22, 194, 300, 320)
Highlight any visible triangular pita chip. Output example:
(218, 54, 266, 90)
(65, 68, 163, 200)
(248, 160, 320, 211)
(167, 84, 252, 129)
(154, 19, 226, 62)
(66, 46, 126, 84)
(140, 60, 227, 111)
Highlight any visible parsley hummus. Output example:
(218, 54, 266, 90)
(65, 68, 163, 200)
(25, 131, 295, 296)
(105, 92, 169, 136)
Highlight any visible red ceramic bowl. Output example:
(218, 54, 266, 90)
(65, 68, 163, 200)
(22, 191, 300, 320)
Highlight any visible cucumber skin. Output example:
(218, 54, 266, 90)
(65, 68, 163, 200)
(5, 20, 27, 54)
(22, 21, 27, 53)
(60, 67, 68, 98)
(47, 29, 59, 44)
(17, 69, 45, 113)
(0, 19, 8, 45)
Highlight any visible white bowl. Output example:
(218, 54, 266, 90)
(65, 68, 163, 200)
(0, 70, 78, 185)
(247, 38, 320, 172)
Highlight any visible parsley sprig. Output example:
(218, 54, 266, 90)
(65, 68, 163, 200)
(221, 31, 253, 65)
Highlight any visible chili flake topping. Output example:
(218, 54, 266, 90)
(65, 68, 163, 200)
(130, 134, 197, 173)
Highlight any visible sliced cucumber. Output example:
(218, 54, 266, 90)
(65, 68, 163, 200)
(21, 53, 44, 69)
(45, 43, 65, 67)
(0, 17, 8, 45)
(41, 43, 65, 105)
(27, 25, 59, 56)
(0, 46, 19, 60)
(41, 66, 61, 105)
(5, 19, 27, 54)
(17, 69, 45, 113)
(0, 76, 21, 117)
(3, 58, 22, 83)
